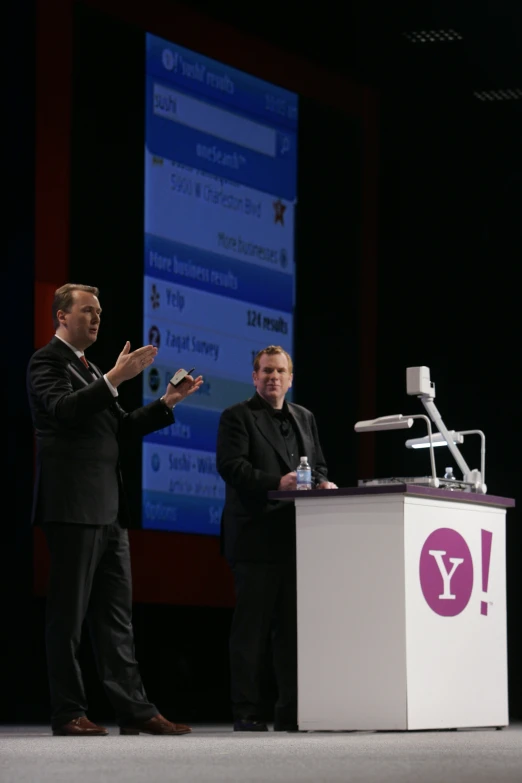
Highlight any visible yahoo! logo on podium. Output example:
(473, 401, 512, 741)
(419, 528, 493, 617)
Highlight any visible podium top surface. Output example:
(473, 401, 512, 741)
(269, 484, 515, 509)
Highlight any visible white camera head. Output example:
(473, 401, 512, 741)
(406, 366, 435, 398)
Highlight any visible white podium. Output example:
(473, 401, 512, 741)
(270, 484, 515, 731)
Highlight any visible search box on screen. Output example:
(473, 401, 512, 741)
(153, 83, 277, 158)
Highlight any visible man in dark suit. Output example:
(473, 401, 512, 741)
(216, 345, 337, 732)
(26, 283, 203, 736)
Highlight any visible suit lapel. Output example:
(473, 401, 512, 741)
(68, 362, 90, 386)
(49, 337, 99, 385)
(252, 405, 292, 469)
(249, 396, 312, 470)
(70, 355, 100, 384)
(87, 361, 103, 379)
(287, 404, 313, 461)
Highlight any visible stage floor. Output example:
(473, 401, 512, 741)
(1, 723, 521, 783)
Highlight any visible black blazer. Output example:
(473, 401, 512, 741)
(216, 394, 329, 563)
(26, 336, 174, 527)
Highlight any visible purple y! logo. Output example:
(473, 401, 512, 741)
(419, 528, 474, 616)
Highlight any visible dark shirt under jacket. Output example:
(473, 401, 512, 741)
(256, 396, 301, 470)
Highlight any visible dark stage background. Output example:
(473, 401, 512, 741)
(5, 0, 521, 724)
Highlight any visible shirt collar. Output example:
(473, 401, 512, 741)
(55, 333, 86, 360)
(255, 392, 289, 417)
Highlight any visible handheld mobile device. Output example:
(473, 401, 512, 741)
(169, 367, 196, 387)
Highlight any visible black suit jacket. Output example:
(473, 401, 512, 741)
(26, 336, 174, 527)
(216, 394, 329, 563)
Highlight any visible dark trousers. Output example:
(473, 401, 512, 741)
(229, 560, 297, 725)
(43, 522, 158, 729)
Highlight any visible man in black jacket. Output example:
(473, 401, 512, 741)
(26, 283, 203, 736)
(216, 345, 336, 731)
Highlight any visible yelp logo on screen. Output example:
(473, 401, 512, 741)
(150, 284, 160, 310)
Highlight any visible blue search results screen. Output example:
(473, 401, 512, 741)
(143, 34, 298, 534)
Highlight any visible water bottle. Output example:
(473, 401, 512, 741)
(296, 456, 312, 490)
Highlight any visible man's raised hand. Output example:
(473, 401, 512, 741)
(106, 342, 158, 387)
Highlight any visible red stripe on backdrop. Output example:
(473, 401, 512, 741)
(33, 1, 75, 597)
(34, 281, 60, 348)
(35, 0, 72, 287)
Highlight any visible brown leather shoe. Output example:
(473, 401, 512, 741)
(53, 717, 109, 736)
(120, 714, 191, 735)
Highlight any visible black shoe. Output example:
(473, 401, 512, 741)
(234, 717, 269, 731)
(274, 722, 299, 732)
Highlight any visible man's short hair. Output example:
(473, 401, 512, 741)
(52, 283, 99, 329)
(253, 345, 293, 373)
